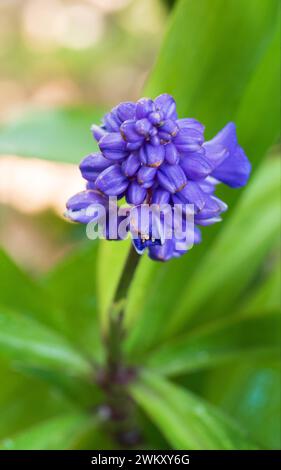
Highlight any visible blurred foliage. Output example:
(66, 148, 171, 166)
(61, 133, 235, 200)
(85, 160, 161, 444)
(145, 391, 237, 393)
(0, 0, 280, 450)
(0, 0, 166, 119)
(131, 371, 256, 449)
(161, 0, 177, 10)
(0, 107, 103, 163)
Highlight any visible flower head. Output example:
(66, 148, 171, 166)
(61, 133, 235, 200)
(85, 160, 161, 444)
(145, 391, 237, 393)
(66, 94, 251, 261)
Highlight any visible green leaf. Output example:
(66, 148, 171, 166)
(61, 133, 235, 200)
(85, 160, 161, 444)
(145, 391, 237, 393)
(124, 157, 280, 354)
(131, 371, 255, 450)
(0, 248, 63, 330)
(44, 241, 103, 359)
(243, 261, 281, 315)
(234, 24, 280, 163)
(124, 0, 280, 352)
(0, 360, 75, 440)
(71, 423, 117, 450)
(97, 239, 131, 332)
(146, 0, 280, 164)
(0, 307, 91, 376)
(204, 358, 281, 449)
(167, 157, 280, 334)
(13, 365, 102, 410)
(144, 312, 280, 376)
(0, 107, 104, 163)
(0, 413, 92, 450)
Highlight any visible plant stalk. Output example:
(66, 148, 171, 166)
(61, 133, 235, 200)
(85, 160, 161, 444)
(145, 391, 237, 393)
(97, 245, 141, 447)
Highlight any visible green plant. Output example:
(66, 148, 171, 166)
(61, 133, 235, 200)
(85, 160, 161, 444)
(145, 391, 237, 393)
(0, 0, 280, 450)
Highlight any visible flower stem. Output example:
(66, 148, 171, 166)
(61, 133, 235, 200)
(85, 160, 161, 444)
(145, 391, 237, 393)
(97, 245, 141, 447)
(114, 245, 140, 303)
(107, 244, 140, 373)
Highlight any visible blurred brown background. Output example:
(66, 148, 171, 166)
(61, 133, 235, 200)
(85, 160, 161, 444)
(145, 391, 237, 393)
(0, 0, 168, 273)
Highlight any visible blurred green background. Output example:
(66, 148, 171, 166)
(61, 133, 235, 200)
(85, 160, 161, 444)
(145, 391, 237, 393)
(0, 0, 280, 451)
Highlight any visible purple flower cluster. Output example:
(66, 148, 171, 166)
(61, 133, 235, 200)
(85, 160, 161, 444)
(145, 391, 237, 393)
(66, 94, 251, 261)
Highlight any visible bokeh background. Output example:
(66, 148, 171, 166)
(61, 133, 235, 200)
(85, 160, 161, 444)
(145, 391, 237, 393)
(0, 0, 280, 451)
(0, 0, 168, 272)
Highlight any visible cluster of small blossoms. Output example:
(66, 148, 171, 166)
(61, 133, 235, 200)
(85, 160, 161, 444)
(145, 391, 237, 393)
(66, 94, 251, 261)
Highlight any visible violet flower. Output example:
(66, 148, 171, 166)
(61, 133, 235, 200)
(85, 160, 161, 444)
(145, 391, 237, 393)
(66, 94, 251, 261)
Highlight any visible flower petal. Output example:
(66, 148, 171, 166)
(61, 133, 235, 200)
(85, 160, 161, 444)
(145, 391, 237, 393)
(197, 176, 218, 194)
(116, 102, 136, 122)
(79, 152, 111, 181)
(159, 119, 179, 136)
(195, 195, 227, 219)
(151, 188, 171, 204)
(148, 239, 174, 261)
(177, 118, 205, 135)
(137, 166, 157, 184)
(95, 164, 128, 196)
(176, 181, 206, 211)
(154, 94, 177, 120)
(204, 123, 251, 187)
(180, 150, 213, 180)
(158, 163, 187, 193)
(126, 141, 143, 151)
(66, 189, 105, 211)
(206, 122, 237, 153)
(158, 131, 173, 143)
(165, 143, 179, 165)
(136, 98, 155, 119)
(121, 152, 140, 177)
(149, 112, 163, 126)
(99, 133, 128, 160)
(211, 145, 251, 188)
(140, 143, 165, 167)
(150, 135, 161, 146)
(102, 110, 121, 132)
(135, 118, 152, 137)
(91, 125, 107, 142)
(120, 120, 143, 143)
(172, 239, 189, 258)
(132, 238, 146, 255)
(65, 190, 108, 224)
(203, 122, 237, 169)
(141, 180, 155, 189)
(126, 182, 147, 205)
(211, 196, 228, 212)
(130, 205, 151, 239)
(174, 127, 204, 153)
(195, 216, 222, 226)
(86, 181, 95, 190)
